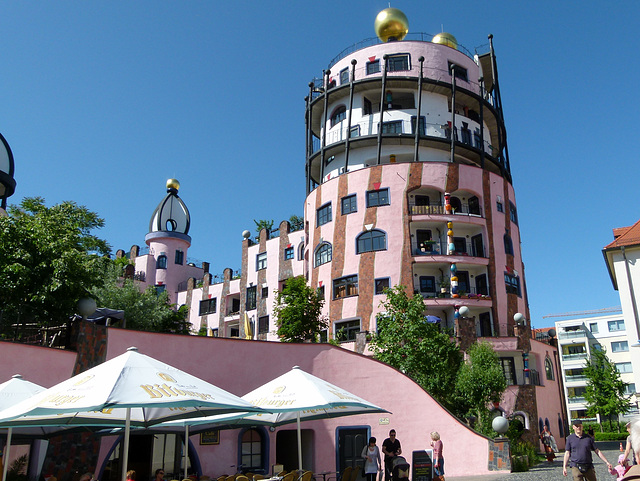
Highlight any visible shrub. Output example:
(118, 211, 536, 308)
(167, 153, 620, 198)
(594, 432, 628, 441)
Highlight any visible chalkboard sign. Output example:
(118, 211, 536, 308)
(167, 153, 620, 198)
(412, 450, 433, 481)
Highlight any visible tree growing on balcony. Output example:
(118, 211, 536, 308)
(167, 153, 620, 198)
(369, 285, 463, 413)
(583, 348, 633, 431)
(274, 275, 327, 342)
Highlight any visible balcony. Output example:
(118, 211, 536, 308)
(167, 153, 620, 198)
(413, 240, 486, 259)
(562, 352, 588, 361)
(568, 396, 587, 404)
(558, 330, 587, 339)
(565, 374, 587, 383)
(410, 201, 483, 217)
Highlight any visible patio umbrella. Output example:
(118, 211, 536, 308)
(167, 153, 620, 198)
(154, 366, 389, 473)
(0, 375, 44, 481)
(0, 347, 264, 481)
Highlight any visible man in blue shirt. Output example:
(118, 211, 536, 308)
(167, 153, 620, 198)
(563, 419, 612, 480)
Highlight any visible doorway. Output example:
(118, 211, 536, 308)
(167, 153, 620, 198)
(337, 428, 368, 480)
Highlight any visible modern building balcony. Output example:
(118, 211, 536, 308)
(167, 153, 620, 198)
(412, 240, 487, 259)
(568, 396, 587, 404)
(562, 352, 588, 361)
(558, 329, 587, 340)
(564, 374, 587, 383)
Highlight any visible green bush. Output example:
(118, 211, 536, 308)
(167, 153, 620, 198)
(511, 455, 529, 472)
(511, 441, 541, 469)
(594, 432, 628, 441)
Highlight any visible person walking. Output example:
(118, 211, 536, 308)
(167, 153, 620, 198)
(563, 419, 612, 480)
(540, 425, 558, 463)
(430, 431, 444, 480)
(382, 429, 401, 481)
(361, 437, 382, 481)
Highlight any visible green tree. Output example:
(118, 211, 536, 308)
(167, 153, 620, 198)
(91, 260, 191, 334)
(253, 219, 274, 239)
(273, 275, 327, 342)
(368, 285, 463, 412)
(0, 197, 110, 334)
(583, 348, 633, 431)
(455, 341, 506, 433)
(288, 215, 304, 231)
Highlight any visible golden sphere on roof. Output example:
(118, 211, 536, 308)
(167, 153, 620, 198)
(375, 8, 409, 42)
(432, 32, 458, 49)
(166, 178, 180, 191)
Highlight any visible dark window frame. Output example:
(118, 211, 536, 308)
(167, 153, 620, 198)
(199, 298, 217, 316)
(333, 274, 359, 300)
(317, 203, 332, 226)
(504, 273, 521, 296)
(448, 61, 468, 82)
(356, 229, 387, 254)
(381, 120, 403, 134)
(175, 250, 184, 265)
(366, 60, 380, 75)
(330, 106, 347, 127)
(366, 188, 390, 207)
(374, 277, 390, 295)
(339, 67, 349, 85)
(156, 255, 167, 270)
(387, 54, 410, 72)
(341, 194, 357, 215)
(314, 242, 332, 267)
(335, 319, 361, 342)
(246, 286, 257, 310)
(256, 252, 267, 271)
(284, 247, 294, 260)
(258, 315, 269, 334)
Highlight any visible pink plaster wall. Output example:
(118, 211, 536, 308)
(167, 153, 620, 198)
(0, 341, 76, 387)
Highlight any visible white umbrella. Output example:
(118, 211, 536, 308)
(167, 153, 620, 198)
(0, 375, 45, 481)
(0, 347, 264, 481)
(156, 366, 389, 473)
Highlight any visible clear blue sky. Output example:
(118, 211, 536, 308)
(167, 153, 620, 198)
(1, 1, 638, 328)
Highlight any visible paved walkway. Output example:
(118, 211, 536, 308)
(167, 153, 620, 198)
(448, 448, 621, 481)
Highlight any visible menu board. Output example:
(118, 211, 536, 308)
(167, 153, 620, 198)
(412, 450, 433, 481)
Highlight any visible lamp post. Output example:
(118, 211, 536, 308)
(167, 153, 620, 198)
(0, 132, 16, 214)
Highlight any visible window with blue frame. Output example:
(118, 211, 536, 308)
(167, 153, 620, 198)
(341, 194, 357, 215)
(381, 120, 402, 134)
(314, 242, 332, 267)
(340, 67, 349, 84)
(156, 255, 167, 269)
(317, 203, 332, 226)
(387, 54, 409, 71)
(284, 247, 294, 260)
(608, 319, 625, 332)
(356, 230, 387, 254)
(366, 60, 380, 75)
(504, 273, 521, 296)
(256, 252, 267, 270)
(367, 188, 389, 207)
(331, 106, 347, 127)
(175, 250, 184, 265)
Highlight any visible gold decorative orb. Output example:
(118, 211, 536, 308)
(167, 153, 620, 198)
(432, 32, 458, 49)
(166, 178, 180, 191)
(375, 8, 409, 42)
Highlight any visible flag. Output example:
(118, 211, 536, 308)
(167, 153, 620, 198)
(244, 312, 253, 340)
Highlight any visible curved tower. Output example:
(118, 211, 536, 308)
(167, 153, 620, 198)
(143, 179, 192, 303)
(304, 9, 528, 343)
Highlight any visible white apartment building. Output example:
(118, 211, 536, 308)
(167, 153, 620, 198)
(555, 312, 638, 422)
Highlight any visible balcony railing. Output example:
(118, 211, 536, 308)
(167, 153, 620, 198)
(313, 120, 495, 158)
(558, 330, 587, 339)
(562, 353, 588, 361)
(565, 374, 587, 382)
(568, 396, 587, 404)
(409, 202, 483, 217)
(413, 240, 486, 258)
(418, 285, 490, 299)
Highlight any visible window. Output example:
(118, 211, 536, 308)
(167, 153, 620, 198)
(504, 233, 514, 255)
(500, 357, 517, 385)
(592, 344, 602, 351)
(387, 54, 409, 72)
(199, 298, 217, 316)
(509, 202, 518, 225)
(363, 97, 373, 115)
(325, 155, 335, 166)
(333, 275, 358, 299)
(330, 106, 347, 127)
(211, 328, 219, 337)
(608, 319, 625, 332)
(317, 203, 332, 226)
(339, 67, 349, 84)
(625, 384, 636, 395)
(385, 91, 415, 110)
(616, 362, 633, 373)
(314, 242, 332, 267)
(475, 274, 488, 296)
(349, 126, 360, 138)
(448, 62, 468, 82)
(357, 229, 387, 253)
(284, 247, 294, 260)
(612, 341, 629, 352)
(460, 122, 472, 144)
(155, 284, 166, 295)
(545, 356, 554, 381)
(317, 286, 325, 301)
(589, 322, 599, 333)
(258, 316, 269, 334)
(175, 250, 184, 265)
(342, 194, 357, 215)
(261, 286, 268, 298)
(246, 286, 257, 310)
(381, 120, 402, 134)
(505, 273, 521, 296)
(156, 255, 167, 269)
(240, 429, 264, 470)
(411, 116, 426, 135)
(375, 278, 390, 295)
(335, 320, 361, 342)
(256, 252, 267, 271)
(496, 197, 504, 213)
(366, 188, 390, 207)
(366, 60, 380, 75)
(419, 276, 436, 294)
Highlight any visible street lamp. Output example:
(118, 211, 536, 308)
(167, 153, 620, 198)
(0, 132, 16, 213)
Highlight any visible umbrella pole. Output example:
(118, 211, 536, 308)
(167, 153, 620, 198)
(184, 425, 189, 480)
(1, 427, 12, 481)
(297, 411, 302, 473)
(121, 407, 131, 481)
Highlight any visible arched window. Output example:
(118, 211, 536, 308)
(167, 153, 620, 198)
(314, 242, 332, 267)
(504, 232, 514, 255)
(156, 255, 167, 269)
(545, 356, 554, 380)
(357, 230, 387, 254)
(240, 428, 266, 472)
(330, 106, 347, 127)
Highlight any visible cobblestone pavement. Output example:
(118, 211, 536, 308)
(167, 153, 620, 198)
(448, 448, 622, 481)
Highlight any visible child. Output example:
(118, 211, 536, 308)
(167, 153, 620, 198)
(610, 454, 631, 480)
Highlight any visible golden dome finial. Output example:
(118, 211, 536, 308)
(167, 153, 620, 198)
(432, 32, 458, 49)
(375, 8, 409, 42)
(166, 178, 180, 191)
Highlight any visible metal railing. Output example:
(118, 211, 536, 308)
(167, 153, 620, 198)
(413, 240, 486, 258)
(562, 353, 588, 361)
(558, 330, 587, 339)
(409, 201, 483, 217)
(568, 396, 587, 404)
(565, 375, 587, 382)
